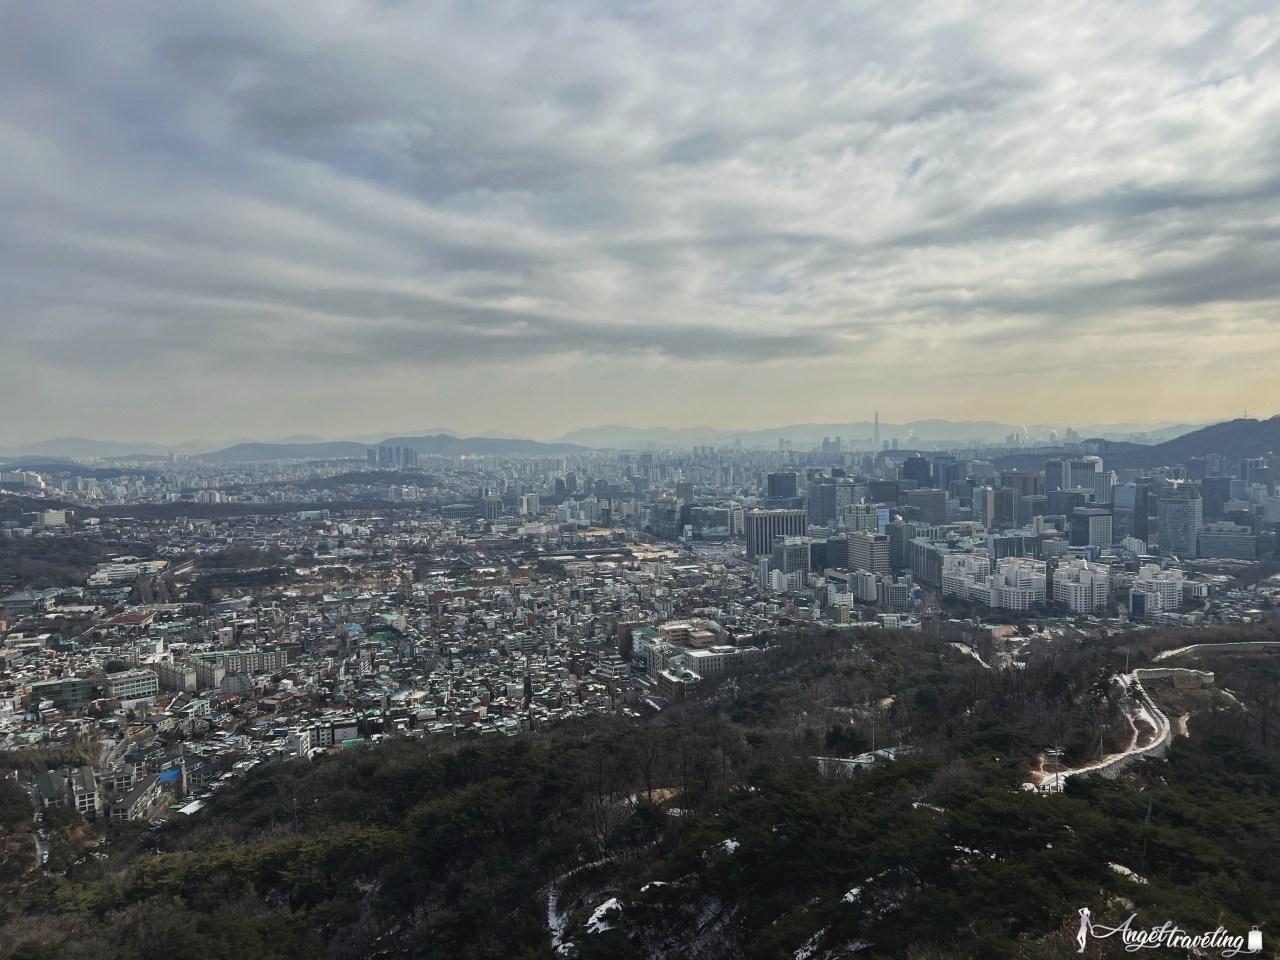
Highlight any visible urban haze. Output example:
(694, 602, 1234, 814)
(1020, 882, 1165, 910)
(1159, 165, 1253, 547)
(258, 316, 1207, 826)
(3, 1, 1279, 446)
(3, 3, 1280, 960)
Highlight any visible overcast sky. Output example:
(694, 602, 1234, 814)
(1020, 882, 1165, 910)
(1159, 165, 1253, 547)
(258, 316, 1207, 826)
(3, 1, 1278, 444)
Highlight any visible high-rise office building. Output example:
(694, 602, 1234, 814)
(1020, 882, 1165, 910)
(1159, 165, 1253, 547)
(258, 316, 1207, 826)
(1068, 456, 1103, 492)
(1240, 457, 1276, 495)
(868, 480, 900, 504)
(1070, 507, 1113, 548)
(847, 532, 892, 576)
(772, 536, 812, 574)
(1001, 470, 1045, 497)
(808, 479, 838, 525)
(900, 456, 932, 487)
(885, 519, 919, 571)
(1201, 476, 1234, 520)
(1044, 458, 1066, 494)
(652, 497, 682, 539)
(767, 471, 799, 499)
(987, 531, 1038, 561)
(933, 457, 966, 491)
(1157, 485, 1203, 558)
(974, 485, 996, 528)
(1088, 470, 1114, 506)
(1019, 495, 1049, 526)
(1047, 488, 1092, 517)
(994, 487, 1021, 527)
(745, 509, 807, 558)
(842, 501, 880, 534)
(1132, 482, 1152, 543)
(808, 479, 859, 525)
(905, 488, 947, 525)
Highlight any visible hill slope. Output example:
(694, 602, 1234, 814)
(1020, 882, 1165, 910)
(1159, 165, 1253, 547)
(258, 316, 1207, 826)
(1104, 416, 1280, 469)
(196, 441, 369, 462)
(198, 434, 591, 462)
(378, 434, 589, 456)
(6, 628, 1280, 959)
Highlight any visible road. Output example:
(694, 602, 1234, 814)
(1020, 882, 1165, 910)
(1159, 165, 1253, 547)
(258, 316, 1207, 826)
(21, 780, 49, 872)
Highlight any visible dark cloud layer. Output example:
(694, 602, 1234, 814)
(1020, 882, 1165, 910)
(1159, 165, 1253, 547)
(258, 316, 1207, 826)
(2, 0, 1279, 441)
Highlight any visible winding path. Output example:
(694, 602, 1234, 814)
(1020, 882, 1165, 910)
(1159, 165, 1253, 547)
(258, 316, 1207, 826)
(1025, 668, 1211, 791)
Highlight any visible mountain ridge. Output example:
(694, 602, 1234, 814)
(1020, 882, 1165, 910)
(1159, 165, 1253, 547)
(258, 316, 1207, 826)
(0, 419, 1217, 460)
(1102, 416, 1280, 469)
(553, 419, 1209, 449)
(196, 434, 591, 462)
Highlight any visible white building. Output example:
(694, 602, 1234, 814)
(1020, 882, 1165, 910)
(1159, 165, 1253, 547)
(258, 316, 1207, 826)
(768, 569, 805, 593)
(987, 558, 1047, 611)
(850, 570, 879, 603)
(1121, 536, 1148, 555)
(841, 502, 880, 534)
(1052, 558, 1111, 614)
(104, 669, 160, 706)
(1131, 565, 1184, 619)
(941, 554, 992, 603)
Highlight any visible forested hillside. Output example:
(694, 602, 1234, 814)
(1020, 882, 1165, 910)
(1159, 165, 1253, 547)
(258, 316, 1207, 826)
(3, 626, 1279, 959)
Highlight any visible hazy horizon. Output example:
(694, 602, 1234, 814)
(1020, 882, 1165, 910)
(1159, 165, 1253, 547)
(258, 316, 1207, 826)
(3, 2, 1279, 444)
(0, 415, 1241, 455)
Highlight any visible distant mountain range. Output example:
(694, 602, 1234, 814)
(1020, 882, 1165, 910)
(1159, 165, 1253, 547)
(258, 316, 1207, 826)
(195, 434, 590, 462)
(0, 419, 1220, 462)
(0, 430, 580, 461)
(551, 419, 1208, 449)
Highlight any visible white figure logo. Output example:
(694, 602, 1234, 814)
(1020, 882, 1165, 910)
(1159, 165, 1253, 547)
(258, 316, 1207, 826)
(1077, 907, 1091, 953)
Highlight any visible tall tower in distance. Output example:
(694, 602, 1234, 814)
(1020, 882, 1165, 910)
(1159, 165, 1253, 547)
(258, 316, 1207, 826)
(874, 411, 880, 449)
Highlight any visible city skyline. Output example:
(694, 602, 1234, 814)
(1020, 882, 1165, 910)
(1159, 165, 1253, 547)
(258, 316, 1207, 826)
(0, 413, 1247, 458)
(5, 2, 1280, 951)
(3, 2, 1279, 443)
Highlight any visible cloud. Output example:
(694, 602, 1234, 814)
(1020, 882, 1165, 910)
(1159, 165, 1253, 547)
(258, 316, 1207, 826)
(1, 0, 1279, 441)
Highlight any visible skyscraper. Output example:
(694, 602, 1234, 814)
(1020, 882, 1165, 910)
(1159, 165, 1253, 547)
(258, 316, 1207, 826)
(848, 532, 892, 576)
(766, 471, 799, 499)
(652, 497, 682, 539)
(1047, 488, 1092, 517)
(1001, 470, 1044, 497)
(874, 411, 880, 449)
(994, 487, 1021, 527)
(1201, 476, 1234, 520)
(1070, 507, 1113, 548)
(1044, 458, 1066, 493)
(905, 488, 947, 525)
(974, 485, 996, 528)
(1157, 485, 1203, 558)
(1067, 456, 1103, 492)
(900, 455, 932, 487)
(745, 509, 807, 558)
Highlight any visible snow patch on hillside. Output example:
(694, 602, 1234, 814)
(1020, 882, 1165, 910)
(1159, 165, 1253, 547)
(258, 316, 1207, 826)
(586, 898, 621, 934)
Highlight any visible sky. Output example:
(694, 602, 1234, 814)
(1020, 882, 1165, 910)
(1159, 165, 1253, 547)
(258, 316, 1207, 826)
(2, 0, 1279, 445)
